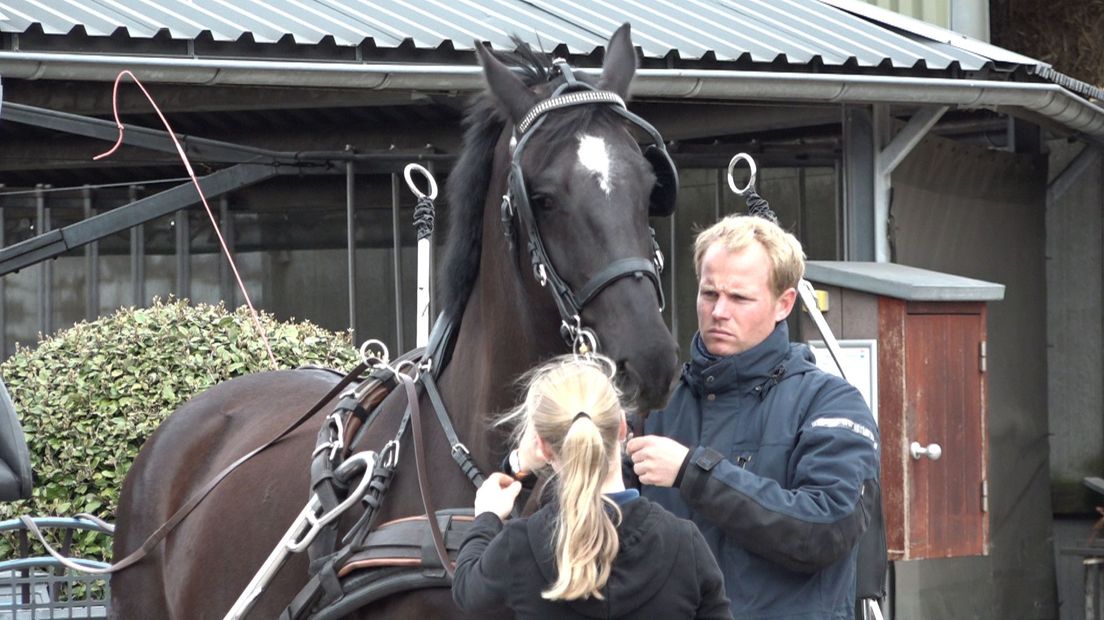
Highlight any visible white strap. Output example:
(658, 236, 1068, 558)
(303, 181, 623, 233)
(797, 279, 849, 383)
(17, 515, 114, 574)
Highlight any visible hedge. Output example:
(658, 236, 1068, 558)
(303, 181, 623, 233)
(0, 298, 359, 560)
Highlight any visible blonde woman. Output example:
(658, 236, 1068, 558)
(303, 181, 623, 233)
(452, 355, 731, 619)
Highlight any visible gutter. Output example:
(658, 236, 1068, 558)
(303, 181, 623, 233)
(0, 51, 1102, 142)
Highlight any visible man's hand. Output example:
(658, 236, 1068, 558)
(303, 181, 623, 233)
(626, 435, 690, 487)
(475, 473, 522, 519)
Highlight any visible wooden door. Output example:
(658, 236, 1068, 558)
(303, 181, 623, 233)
(902, 302, 988, 558)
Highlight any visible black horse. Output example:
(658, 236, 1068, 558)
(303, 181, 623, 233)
(110, 24, 680, 619)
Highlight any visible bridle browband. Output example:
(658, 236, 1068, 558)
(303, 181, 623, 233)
(501, 59, 671, 353)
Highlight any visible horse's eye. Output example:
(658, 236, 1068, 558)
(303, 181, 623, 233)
(531, 193, 554, 211)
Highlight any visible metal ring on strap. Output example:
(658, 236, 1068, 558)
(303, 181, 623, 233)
(359, 339, 390, 368)
(402, 164, 438, 200)
(727, 152, 758, 196)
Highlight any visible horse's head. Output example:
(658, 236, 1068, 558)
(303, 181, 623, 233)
(472, 24, 680, 412)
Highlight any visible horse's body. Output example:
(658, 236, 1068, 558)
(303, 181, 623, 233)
(111, 24, 679, 619)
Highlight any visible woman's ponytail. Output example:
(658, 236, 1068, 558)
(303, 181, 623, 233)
(499, 355, 625, 601)
(542, 414, 619, 601)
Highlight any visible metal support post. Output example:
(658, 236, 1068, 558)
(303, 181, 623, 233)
(175, 207, 190, 300)
(390, 173, 405, 353)
(873, 104, 948, 262)
(346, 147, 357, 343)
(218, 195, 235, 306)
(83, 187, 99, 320)
(35, 185, 51, 335)
(842, 106, 875, 261)
(129, 185, 145, 306)
(0, 203, 5, 359)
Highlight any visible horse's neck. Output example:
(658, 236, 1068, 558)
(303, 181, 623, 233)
(439, 267, 559, 407)
(435, 162, 563, 453)
(438, 287, 557, 414)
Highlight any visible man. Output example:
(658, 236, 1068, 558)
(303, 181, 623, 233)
(627, 215, 880, 619)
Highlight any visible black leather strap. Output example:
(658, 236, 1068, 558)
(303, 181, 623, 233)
(421, 371, 486, 489)
(400, 376, 453, 580)
(575, 257, 663, 309)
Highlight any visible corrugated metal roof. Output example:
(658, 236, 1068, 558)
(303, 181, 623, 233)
(0, 0, 1031, 74)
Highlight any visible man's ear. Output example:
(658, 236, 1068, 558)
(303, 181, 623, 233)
(774, 287, 798, 322)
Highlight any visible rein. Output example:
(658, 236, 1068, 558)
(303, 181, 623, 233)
(19, 362, 370, 575)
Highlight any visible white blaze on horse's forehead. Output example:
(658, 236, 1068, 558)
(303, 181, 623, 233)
(576, 134, 613, 195)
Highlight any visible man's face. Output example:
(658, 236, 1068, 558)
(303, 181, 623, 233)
(696, 242, 797, 357)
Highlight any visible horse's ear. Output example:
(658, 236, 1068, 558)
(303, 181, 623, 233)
(475, 41, 538, 125)
(599, 23, 637, 100)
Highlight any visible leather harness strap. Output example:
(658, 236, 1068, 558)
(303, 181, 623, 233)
(106, 362, 370, 574)
(399, 375, 453, 579)
(421, 371, 485, 488)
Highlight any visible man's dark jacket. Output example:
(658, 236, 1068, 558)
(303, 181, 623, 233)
(452, 495, 732, 619)
(639, 322, 880, 619)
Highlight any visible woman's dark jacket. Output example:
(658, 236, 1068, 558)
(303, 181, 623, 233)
(452, 495, 732, 619)
(638, 322, 880, 619)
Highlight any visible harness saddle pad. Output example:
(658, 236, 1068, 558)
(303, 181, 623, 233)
(338, 510, 475, 577)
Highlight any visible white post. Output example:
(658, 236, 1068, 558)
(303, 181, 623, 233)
(403, 164, 438, 348)
(416, 238, 431, 347)
(873, 104, 948, 262)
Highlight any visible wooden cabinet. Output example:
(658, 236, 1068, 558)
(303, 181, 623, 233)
(801, 262, 1003, 561)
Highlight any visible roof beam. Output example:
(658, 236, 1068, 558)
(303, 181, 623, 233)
(2, 102, 294, 164)
(878, 105, 948, 176)
(1047, 146, 1102, 205)
(0, 163, 277, 276)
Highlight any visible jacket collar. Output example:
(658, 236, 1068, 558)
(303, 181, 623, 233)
(684, 321, 793, 396)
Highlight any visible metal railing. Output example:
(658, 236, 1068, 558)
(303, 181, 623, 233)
(0, 516, 112, 619)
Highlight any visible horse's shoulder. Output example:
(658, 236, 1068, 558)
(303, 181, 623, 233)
(203, 366, 345, 392)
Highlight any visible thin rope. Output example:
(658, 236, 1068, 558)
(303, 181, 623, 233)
(412, 195, 435, 241)
(0, 177, 191, 197)
(94, 70, 277, 369)
(744, 189, 779, 224)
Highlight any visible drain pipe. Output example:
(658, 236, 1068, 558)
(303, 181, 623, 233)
(0, 51, 1101, 140)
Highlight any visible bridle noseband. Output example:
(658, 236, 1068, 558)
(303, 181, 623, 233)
(500, 59, 677, 354)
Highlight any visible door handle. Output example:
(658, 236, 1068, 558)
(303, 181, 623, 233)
(910, 441, 942, 461)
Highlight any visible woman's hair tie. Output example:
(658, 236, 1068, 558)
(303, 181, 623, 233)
(572, 411, 591, 424)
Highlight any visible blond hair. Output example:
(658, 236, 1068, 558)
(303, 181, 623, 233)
(693, 215, 806, 298)
(500, 355, 624, 601)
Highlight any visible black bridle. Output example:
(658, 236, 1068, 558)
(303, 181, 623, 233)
(499, 59, 677, 353)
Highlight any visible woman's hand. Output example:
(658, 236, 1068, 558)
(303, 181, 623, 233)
(474, 473, 522, 520)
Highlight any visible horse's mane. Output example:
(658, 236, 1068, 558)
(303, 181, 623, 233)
(437, 40, 616, 323)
